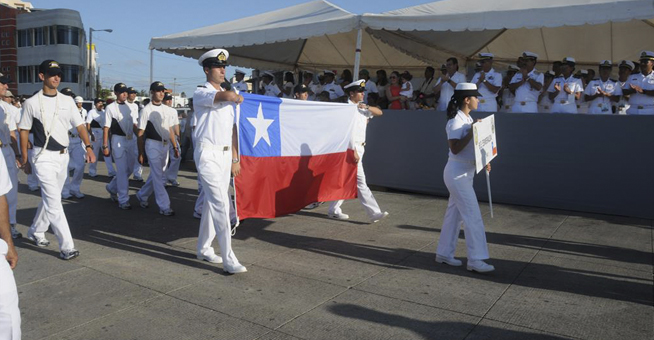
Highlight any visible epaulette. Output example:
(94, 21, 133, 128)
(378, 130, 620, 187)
(609, 78, 617, 82)
(197, 85, 206, 88)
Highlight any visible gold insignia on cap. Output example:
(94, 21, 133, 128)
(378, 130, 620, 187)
(217, 52, 226, 62)
(50, 61, 60, 68)
(360, 81, 366, 88)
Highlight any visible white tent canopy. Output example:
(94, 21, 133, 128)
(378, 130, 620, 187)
(150, 0, 654, 73)
(149, 0, 429, 73)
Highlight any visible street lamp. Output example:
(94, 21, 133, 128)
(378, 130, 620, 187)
(88, 28, 112, 98)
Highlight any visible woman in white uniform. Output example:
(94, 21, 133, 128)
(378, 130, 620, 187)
(435, 83, 494, 273)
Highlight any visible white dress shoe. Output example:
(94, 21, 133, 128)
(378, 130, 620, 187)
(197, 253, 222, 264)
(467, 260, 495, 273)
(327, 212, 349, 220)
(223, 264, 247, 274)
(370, 211, 389, 223)
(435, 255, 462, 267)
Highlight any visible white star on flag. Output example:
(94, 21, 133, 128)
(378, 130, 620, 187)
(246, 103, 275, 148)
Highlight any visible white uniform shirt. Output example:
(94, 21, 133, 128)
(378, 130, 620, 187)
(193, 82, 236, 146)
(501, 88, 515, 112)
(18, 91, 83, 149)
(349, 100, 373, 145)
(364, 81, 378, 104)
(127, 101, 139, 123)
(510, 70, 545, 104)
(138, 103, 176, 142)
(446, 110, 474, 162)
(0, 101, 17, 146)
(323, 81, 345, 101)
(104, 101, 136, 139)
(263, 82, 281, 97)
(68, 108, 87, 136)
(471, 69, 503, 102)
(616, 80, 630, 114)
(232, 80, 248, 93)
(282, 82, 294, 99)
(585, 78, 623, 114)
(625, 71, 654, 108)
(86, 108, 105, 128)
(437, 72, 466, 111)
(538, 90, 553, 113)
(548, 75, 584, 113)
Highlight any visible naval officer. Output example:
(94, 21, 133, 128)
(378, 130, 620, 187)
(86, 98, 116, 177)
(232, 69, 249, 92)
(471, 53, 502, 112)
(193, 48, 247, 274)
(585, 60, 622, 114)
(508, 51, 544, 113)
(62, 96, 89, 198)
(622, 51, 654, 114)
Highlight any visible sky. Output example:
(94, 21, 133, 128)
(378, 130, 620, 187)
(36, 0, 433, 97)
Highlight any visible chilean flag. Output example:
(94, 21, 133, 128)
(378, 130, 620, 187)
(235, 93, 358, 219)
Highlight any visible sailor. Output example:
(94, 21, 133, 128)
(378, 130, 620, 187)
(327, 80, 389, 223)
(500, 65, 519, 112)
(261, 71, 281, 97)
(435, 82, 494, 273)
(548, 57, 584, 114)
(103, 83, 138, 209)
(622, 51, 654, 115)
(0, 74, 22, 238)
(163, 93, 182, 187)
(538, 71, 555, 113)
(134, 81, 179, 216)
(126, 87, 144, 181)
(86, 98, 116, 177)
(62, 96, 88, 198)
(18, 60, 96, 260)
(616, 60, 635, 115)
(193, 48, 247, 273)
(358, 69, 379, 105)
(434, 57, 467, 112)
(321, 70, 346, 102)
(232, 69, 249, 92)
(584, 60, 622, 114)
(508, 51, 544, 113)
(471, 53, 502, 112)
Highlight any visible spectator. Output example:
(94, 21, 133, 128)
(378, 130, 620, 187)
(375, 70, 389, 109)
(548, 57, 583, 114)
(385, 71, 403, 110)
(358, 69, 378, 105)
(538, 71, 555, 113)
(500, 65, 519, 112)
(261, 71, 281, 97)
(434, 57, 466, 111)
(339, 69, 353, 87)
(399, 71, 414, 109)
(584, 60, 622, 114)
(415, 66, 437, 108)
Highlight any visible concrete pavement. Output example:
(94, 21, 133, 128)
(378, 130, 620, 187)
(9, 163, 653, 340)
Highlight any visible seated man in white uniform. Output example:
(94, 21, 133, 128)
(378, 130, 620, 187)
(508, 51, 544, 113)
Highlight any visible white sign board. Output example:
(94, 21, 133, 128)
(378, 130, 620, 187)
(473, 114, 498, 174)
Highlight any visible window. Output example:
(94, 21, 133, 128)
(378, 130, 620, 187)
(18, 66, 32, 83)
(56, 26, 79, 46)
(17, 29, 31, 47)
(60, 64, 79, 83)
(34, 27, 45, 46)
(49, 26, 56, 44)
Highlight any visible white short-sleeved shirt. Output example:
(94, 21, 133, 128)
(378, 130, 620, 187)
(127, 102, 139, 123)
(138, 103, 176, 142)
(0, 150, 10, 196)
(0, 101, 17, 145)
(548, 75, 584, 113)
(538, 90, 554, 113)
(263, 83, 281, 97)
(446, 110, 474, 162)
(308, 83, 321, 101)
(400, 81, 413, 97)
(510, 69, 545, 103)
(282, 82, 294, 99)
(501, 88, 515, 112)
(86, 108, 105, 128)
(233, 81, 248, 93)
(323, 81, 345, 100)
(625, 71, 654, 107)
(104, 101, 136, 139)
(585, 78, 623, 114)
(193, 82, 236, 146)
(69, 108, 87, 135)
(18, 91, 84, 149)
(471, 69, 503, 100)
(349, 100, 373, 144)
(437, 72, 466, 111)
(364, 80, 378, 104)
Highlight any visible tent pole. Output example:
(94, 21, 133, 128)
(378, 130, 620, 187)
(150, 49, 153, 85)
(353, 28, 362, 81)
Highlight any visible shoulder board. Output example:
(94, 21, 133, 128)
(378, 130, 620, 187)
(197, 85, 206, 88)
(610, 78, 617, 82)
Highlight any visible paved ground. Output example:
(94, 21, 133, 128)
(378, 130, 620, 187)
(9, 162, 653, 340)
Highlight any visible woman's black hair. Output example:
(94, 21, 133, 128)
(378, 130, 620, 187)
(446, 93, 468, 120)
(376, 70, 388, 86)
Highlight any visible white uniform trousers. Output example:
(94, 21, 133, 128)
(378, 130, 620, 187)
(164, 142, 181, 183)
(626, 105, 654, 115)
(194, 143, 241, 267)
(62, 137, 85, 196)
(137, 139, 171, 210)
(26, 134, 39, 189)
(477, 98, 498, 113)
(131, 141, 143, 179)
(511, 101, 538, 113)
(436, 159, 489, 261)
(194, 179, 204, 215)
(88, 128, 116, 177)
(106, 136, 136, 205)
(1, 148, 18, 225)
(328, 145, 382, 218)
(29, 147, 75, 251)
(0, 239, 21, 340)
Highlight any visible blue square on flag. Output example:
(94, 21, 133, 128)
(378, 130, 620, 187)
(239, 94, 282, 157)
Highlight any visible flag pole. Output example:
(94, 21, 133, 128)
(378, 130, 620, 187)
(485, 168, 493, 218)
(231, 101, 241, 236)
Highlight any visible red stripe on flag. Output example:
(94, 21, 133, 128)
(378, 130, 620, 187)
(235, 149, 358, 219)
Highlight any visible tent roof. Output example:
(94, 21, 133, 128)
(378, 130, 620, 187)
(362, 0, 654, 31)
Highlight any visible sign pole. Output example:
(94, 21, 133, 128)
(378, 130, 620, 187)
(485, 168, 494, 218)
